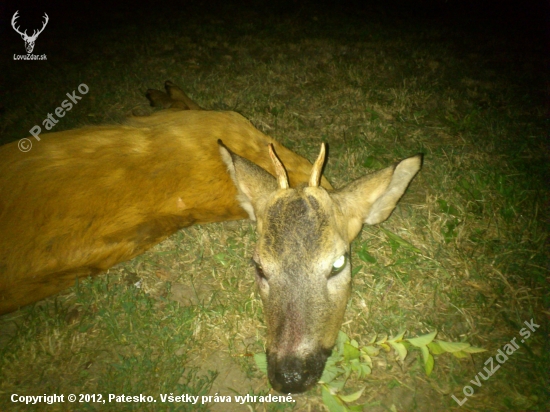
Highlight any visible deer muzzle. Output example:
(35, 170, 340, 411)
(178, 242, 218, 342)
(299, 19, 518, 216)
(267, 347, 332, 393)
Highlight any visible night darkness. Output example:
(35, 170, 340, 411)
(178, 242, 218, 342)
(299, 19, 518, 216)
(0, 0, 548, 410)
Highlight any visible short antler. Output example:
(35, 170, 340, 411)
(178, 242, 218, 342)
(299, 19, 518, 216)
(268, 144, 289, 189)
(309, 143, 326, 187)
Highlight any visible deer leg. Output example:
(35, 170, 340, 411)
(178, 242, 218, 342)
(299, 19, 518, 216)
(165, 81, 202, 110)
(145, 88, 174, 109)
(145, 81, 202, 110)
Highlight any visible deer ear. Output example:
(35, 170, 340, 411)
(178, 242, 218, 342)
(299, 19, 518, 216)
(219, 140, 278, 221)
(333, 155, 422, 241)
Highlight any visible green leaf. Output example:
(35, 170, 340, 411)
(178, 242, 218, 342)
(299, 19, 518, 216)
(427, 341, 445, 355)
(337, 331, 349, 346)
(320, 367, 339, 384)
(357, 247, 377, 264)
(357, 363, 372, 378)
(344, 343, 360, 361)
(351, 265, 363, 276)
(380, 228, 422, 254)
(320, 359, 343, 384)
(389, 342, 407, 362)
(420, 346, 434, 376)
(361, 345, 379, 356)
(452, 351, 470, 359)
(379, 343, 391, 352)
(327, 379, 346, 391)
(254, 353, 267, 374)
(407, 331, 437, 347)
(388, 330, 406, 342)
(462, 346, 486, 353)
(322, 386, 347, 412)
(375, 334, 388, 345)
(335, 331, 349, 354)
(339, 387, 366, 403)
(436, 340, 471, 353)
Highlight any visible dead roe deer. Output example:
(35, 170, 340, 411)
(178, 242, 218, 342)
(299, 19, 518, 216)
(0, 81, 422, 393)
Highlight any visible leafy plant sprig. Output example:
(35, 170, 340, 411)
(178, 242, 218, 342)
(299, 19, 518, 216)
(254, 330, 485, 412)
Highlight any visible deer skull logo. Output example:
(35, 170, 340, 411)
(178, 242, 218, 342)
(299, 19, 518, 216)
(12, 11, 49, 54)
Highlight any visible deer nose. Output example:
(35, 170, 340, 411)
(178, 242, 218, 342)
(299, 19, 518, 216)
(267, 349, 331, 393)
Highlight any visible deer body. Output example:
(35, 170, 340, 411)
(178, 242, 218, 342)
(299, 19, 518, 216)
(0, 108, 330, 315)
(0, 82, 422, 393)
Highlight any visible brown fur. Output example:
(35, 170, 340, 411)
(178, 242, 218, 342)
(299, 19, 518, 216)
(0, 84, 331, 315)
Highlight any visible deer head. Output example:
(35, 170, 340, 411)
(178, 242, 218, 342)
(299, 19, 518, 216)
(12, 11, 49, 54)
(219, 141, 422, 393)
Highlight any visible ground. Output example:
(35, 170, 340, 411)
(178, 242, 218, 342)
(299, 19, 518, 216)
(0, 1, 548, 411)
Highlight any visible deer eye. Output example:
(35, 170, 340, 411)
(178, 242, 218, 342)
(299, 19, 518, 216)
(331, 254, 347, 276)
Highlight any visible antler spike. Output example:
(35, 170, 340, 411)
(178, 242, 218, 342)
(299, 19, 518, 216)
(268, 144, 289, 189)
(309, 143, 326, 187)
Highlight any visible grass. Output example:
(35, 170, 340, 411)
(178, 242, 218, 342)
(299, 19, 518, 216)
(0, 1, 548, 411)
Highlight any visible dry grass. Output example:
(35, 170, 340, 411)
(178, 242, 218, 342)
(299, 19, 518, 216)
(0, 1, 547, 411)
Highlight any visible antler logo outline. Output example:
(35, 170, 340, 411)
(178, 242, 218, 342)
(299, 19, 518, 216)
(12, 10, 49, 54)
